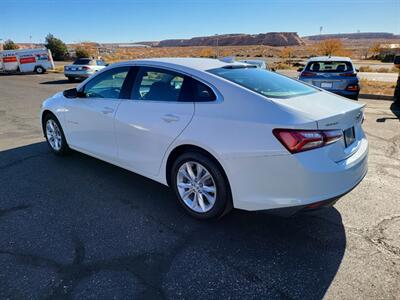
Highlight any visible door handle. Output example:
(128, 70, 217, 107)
(161, 114, 180, 123)
(101, 107, 114, 114)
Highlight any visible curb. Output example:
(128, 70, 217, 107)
(359, 94, 394, 101)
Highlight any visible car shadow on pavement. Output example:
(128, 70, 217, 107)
(40, 79, 75, 85)
(0, 142, 346, 299)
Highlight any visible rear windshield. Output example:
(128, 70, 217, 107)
(305, 61, 353, 73)
(208, 67, 317, 99)
(73, 58, 93, 65)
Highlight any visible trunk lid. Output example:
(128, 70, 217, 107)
(306, 72, 358, 90)
(271, 91, 365, 161)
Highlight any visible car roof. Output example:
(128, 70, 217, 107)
(112, 57, 247, 71)
(307, 56, 353, 62)
(239, 59, 264, 63)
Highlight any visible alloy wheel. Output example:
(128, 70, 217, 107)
(176, 161, 217, 213)
(46, 119, 62, 151)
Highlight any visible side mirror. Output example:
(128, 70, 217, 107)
(63, 88, 85, 98)
(356, 68, 360, 72)
(297, 67, 303, 72)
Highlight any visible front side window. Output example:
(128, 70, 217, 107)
(132, 67, 186, 102)
(84, 67, 129, 99)
(208, 67, 317, 99)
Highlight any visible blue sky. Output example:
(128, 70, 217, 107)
(1, 0, 399, 43)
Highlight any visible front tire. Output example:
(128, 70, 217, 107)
(43, 114, 69, 155)
(171, 152, 231, 219)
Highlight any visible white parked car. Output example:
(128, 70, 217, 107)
(64, 58, 107, 82)
(41, 58, 368, 219)
(239, 59, 269, 70)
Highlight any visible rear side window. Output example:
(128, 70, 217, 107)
(131, 67, 217, 102)
(305, 61, 353, 73)
(132, 67, 187, 102)
(180, 78, 216, 102)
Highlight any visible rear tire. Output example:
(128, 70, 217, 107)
(43, 113, 69, 156)
(35, 66, 45, 74)
(171, 152, 231, 219)
(348, 93, 359, 101)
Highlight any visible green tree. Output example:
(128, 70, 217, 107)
(3, 39, 19, 50)
(45, 34, 68, 60)
(75, 47, 91, 58)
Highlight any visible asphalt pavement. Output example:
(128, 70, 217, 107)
(0, 73, 399, 299)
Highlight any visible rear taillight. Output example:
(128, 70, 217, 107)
(301, 71, 316, 77)
(346, 84, 359, 91)
(82, 66, 91, 70)
(340, 72, 357, 77)
(273, 129, 342, 153)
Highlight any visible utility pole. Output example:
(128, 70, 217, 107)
(394, 56, 400, 104)
(395, 72, 400, 104)
(215, 34, 219, 58)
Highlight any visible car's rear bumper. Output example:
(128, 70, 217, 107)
(64, 71, 94, 78)
(224, 136, 368, 212)
(260, 177, 363, 217)
(327, 89, 359, 98)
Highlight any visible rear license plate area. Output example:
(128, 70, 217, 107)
(343, 127, 355, 147)
(321, 82, 333, 88)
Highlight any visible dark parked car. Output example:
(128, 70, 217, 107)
(298, 56, 359, 100)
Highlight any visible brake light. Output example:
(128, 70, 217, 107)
(301, 71, 316, 77)
(273, 129, 342, 153)
(82, 66, 91, 70)
(340, 73, 357, 77)
(346, 84, 359, 91)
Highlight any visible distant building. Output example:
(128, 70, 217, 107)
(116, 44, 150, 48)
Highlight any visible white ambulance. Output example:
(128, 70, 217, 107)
(0, 48, 55, 74)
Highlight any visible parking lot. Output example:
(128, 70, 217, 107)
(0, 73, 399, 299)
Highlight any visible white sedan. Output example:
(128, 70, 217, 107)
(41, 58, 368, 219)
(64, 58, 107, 82)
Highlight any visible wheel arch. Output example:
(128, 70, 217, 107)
(165, 143, 234, 215)
(165, 144, 230, 189)
(41, 109, 55, 133)
(41, 109, 62, 138)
